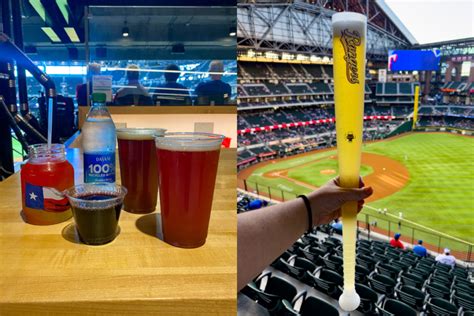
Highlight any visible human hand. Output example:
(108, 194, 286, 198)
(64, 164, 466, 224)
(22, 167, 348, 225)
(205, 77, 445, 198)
(307, 177, 373, 225)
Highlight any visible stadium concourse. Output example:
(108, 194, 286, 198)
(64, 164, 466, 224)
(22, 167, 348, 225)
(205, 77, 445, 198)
(237, 191, 474, 316)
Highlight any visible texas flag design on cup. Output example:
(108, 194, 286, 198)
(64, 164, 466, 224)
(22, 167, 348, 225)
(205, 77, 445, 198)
(25, 183, 70, 212)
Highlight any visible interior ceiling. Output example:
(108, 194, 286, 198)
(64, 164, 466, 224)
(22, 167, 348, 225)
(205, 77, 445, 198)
(19, 3, 236, 61)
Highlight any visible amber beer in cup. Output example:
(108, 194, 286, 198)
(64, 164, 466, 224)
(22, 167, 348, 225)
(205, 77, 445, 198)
(117, 128, 166, 214)
(155, 132, 223, 248)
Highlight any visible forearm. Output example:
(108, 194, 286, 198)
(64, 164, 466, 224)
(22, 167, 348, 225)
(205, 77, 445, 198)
(237, 197, 307, 291)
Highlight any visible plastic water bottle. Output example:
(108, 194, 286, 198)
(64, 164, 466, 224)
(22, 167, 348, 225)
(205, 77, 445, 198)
(82, 92, 116, 183)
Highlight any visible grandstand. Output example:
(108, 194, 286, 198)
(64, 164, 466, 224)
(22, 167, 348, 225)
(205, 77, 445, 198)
(238, 191, 473, 316)
(237, 0, 473, 315)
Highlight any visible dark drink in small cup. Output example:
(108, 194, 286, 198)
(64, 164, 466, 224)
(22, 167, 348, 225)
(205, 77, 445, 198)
(64, 184, 127, 245)
(155, 132, 223, 248)
(117, 128, 166, 214)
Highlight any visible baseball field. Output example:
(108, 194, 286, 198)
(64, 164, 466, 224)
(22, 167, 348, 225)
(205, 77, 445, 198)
(238, 133, 474, 254)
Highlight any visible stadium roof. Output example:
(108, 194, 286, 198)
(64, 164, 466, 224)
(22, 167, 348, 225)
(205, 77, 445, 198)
(375, 0, 418, 45)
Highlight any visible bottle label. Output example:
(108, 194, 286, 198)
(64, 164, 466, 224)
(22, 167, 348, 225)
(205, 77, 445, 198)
(24, 183, 70, 212)
(84, 152, 115, 183)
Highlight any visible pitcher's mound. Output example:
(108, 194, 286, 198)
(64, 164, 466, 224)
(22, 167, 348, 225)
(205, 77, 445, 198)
(320, 169, 336, 175)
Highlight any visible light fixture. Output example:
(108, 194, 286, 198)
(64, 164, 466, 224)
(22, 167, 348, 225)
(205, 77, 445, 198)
(64, 27, 80, 42)
(29, 0, 47, 22)
(41, 27, 61, 42)
(56, 0, 70, 24)
(122, 21, 129, 37)
(229, 26, 236, 37)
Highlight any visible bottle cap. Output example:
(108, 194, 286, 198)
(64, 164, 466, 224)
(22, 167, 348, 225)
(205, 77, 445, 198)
(91, 92, 106, 103)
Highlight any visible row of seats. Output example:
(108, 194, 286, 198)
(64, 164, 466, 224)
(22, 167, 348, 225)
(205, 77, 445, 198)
(242, 230, 473, 316)
(239, 62, 333, 80)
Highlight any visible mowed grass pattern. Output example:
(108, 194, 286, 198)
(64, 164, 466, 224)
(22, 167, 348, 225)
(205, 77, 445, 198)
(246, 133, 474, 245)
(361, 133, 474, 244)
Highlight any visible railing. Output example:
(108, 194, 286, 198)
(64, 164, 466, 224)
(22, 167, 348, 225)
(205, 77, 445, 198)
(240, 180, 474, 262)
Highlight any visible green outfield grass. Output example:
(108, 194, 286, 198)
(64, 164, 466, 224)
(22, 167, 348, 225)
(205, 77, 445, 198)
(12, 137, 23, 161)
(246, 133, 474, 248)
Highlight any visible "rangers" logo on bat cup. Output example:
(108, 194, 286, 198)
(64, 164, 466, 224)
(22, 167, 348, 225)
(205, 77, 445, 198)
(340, 29, 361, 84)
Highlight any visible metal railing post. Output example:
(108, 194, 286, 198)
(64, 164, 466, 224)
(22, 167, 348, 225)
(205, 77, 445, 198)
(244, 179, 247, 191)
(411, 227, 414, 245)
(281, 190, 284, 202)
(388, 221, 391, 239)
(256, 183, 259, 196)
(437, 236, 441, 254)
(366, 214, 370, 240)
(268, 186, 271, 200)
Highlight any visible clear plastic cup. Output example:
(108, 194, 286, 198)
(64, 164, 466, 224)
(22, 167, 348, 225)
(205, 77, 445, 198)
(64, 184, 127, 245)
(117, 128, 166, 214)
(155, 132, 224, 248)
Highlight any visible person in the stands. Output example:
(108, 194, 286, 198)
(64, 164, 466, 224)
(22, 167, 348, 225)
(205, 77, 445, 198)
(195, 60, 231, 105)
(154, 64, 190, 105)
(390, 232, 405, 249)
(413, 239, 427, 257)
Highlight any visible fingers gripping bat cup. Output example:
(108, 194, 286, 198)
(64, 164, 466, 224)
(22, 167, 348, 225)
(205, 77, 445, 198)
(332, 12, 367, 312)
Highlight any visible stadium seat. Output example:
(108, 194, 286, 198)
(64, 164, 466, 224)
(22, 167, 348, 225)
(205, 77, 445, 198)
(278, 255, 316, 285)
(299, 245, 325, 266)
(451, 290, 474, 311)
(280, 293, 339, 316)
(452, 267, 469, 278)
(322, 254, 343, 274)
(395, 284, 426, 310)
(271, 251, 293, 271)
(309, 267, 343, 299)
(454, 277, 474, 290)
(400, 272, 426, 289)
(430, 273, 452, 287)
(453, 283, 474, 296)
(376, 262, 402, 279)
(377, 298, 417, 316)
(424, 282, 451, 300)
(435, 262, 453, 272)
(368, 272, 396, 296)
(355, 264, 371, 284)
(355, 283, 379, 315)
(411, 266, 433, 279)
(423, 297, 458, 316)
(357, 254, 377, 271)
(391, 259, 412, 272)
(243, 272, 298, 311)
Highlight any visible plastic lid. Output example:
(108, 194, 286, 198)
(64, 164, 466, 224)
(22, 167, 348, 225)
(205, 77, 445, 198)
(92, 92, 106, 103)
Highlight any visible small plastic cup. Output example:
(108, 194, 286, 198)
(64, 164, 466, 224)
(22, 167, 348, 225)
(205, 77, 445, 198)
(64, 184, 127, 245)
